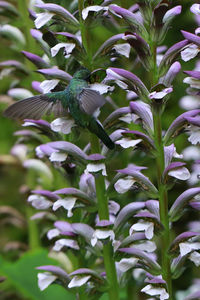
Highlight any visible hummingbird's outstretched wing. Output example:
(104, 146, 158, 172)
(79, 88, 106, 115)
(3, 92, 68, 120)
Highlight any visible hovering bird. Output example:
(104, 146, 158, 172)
(4, 68, 115, 149)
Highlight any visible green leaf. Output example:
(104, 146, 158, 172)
(0, 248, 75, 300)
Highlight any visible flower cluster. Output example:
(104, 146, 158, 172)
(1, 1, 200, 300)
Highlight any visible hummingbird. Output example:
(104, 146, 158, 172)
(3, 68, 115, 149)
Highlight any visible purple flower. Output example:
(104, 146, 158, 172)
(22, 51, 50, 68)
(169, 187, 200, 221)
(106, 68, 149, 101)
(35, 3, 79, 28)
(123, 32, 150, 69)
(109, 4, 147, 37)
(164, 110, 200, 144)
(37, 68, 72, 82)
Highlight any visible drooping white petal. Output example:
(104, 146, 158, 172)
(181, 44, 200, 62)
(82, 5, 108, 20)
(130, 221, 154, 240)
(179, 241, 200, 256)
(49, 152, 68, 162)
(116, 257, 138, 272)
(133, 241, 157, 252)
(85, 163, 107, 176)
(115, 137, 142, 148)
(53, 238, 79, 251)
(141, 284, 169, 300)
(68, 275, 91, 288)
(52, 198, 77, 218)
(37, 272, 57, 291)
(51, 43, 75, 58)
(47, 228, 60, 240)
(114, 176, 136, 194)
(27, 195, 53, 210)
(188, 126, 200, 145)
(50, 118, 76, 134)
(168, 167, 190, 180)
(40, 79, 59, 93)
(91, 229, 115, 247)
(112, 43, 131, 58)
(35, 12, 54, 29)
(189, 251, 200, 266)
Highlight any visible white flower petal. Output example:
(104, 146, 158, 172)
(40, 79, 59, 93)
(51, 43, 75, 58)
(179, 241, 200, 256)
(68, 275, 91, 288)
(168, 167, 190, 180)
(189, 251, 200, 266)
(114, 177, 135, 194)
(85, 163, 107, 176)
(119, 113, 138, 124)
(149, 87, 173, 99)
(82, 5, 108, 20)
(141, 284, 169, 300)
(35, 12, 54, 29)
(27, 195, 52, 210)
(179, 95, 200, 110)
(181, 44, 200, 62)
(130, 221, 154, 240)
(183, 76, 200, 89)
(52, 198, 77, 217)
(116, 257, 138, 272)
(115, 137, 142, 148)
(8, 88, 33, 100)
(53, 238, 79, 251)
(50, 117, 76, 134)
(49, 152, 68, 162)
(191, 4, 200, 15)
(188, 126, 200, 145)
(37, 272, 57, 291)
(112, 43, 131, 58)
(47, 228, 60, 240)
(133, 241, 157, 253)
(183, 146, 200, 160)
(91, 229, 114, 246)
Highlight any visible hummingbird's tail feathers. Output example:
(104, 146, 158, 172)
(79, 89, 106, 115)
(3, 94, 67, 120)
(88, 119, 115, 150)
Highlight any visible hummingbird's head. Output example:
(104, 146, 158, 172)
(73, 68, 90, 80)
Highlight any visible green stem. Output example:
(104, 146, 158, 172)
(153, 106, 172, 298)
(78, 0, 92, 69)
(150, 40, 172, 297)
(91, 136, 119, 300)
